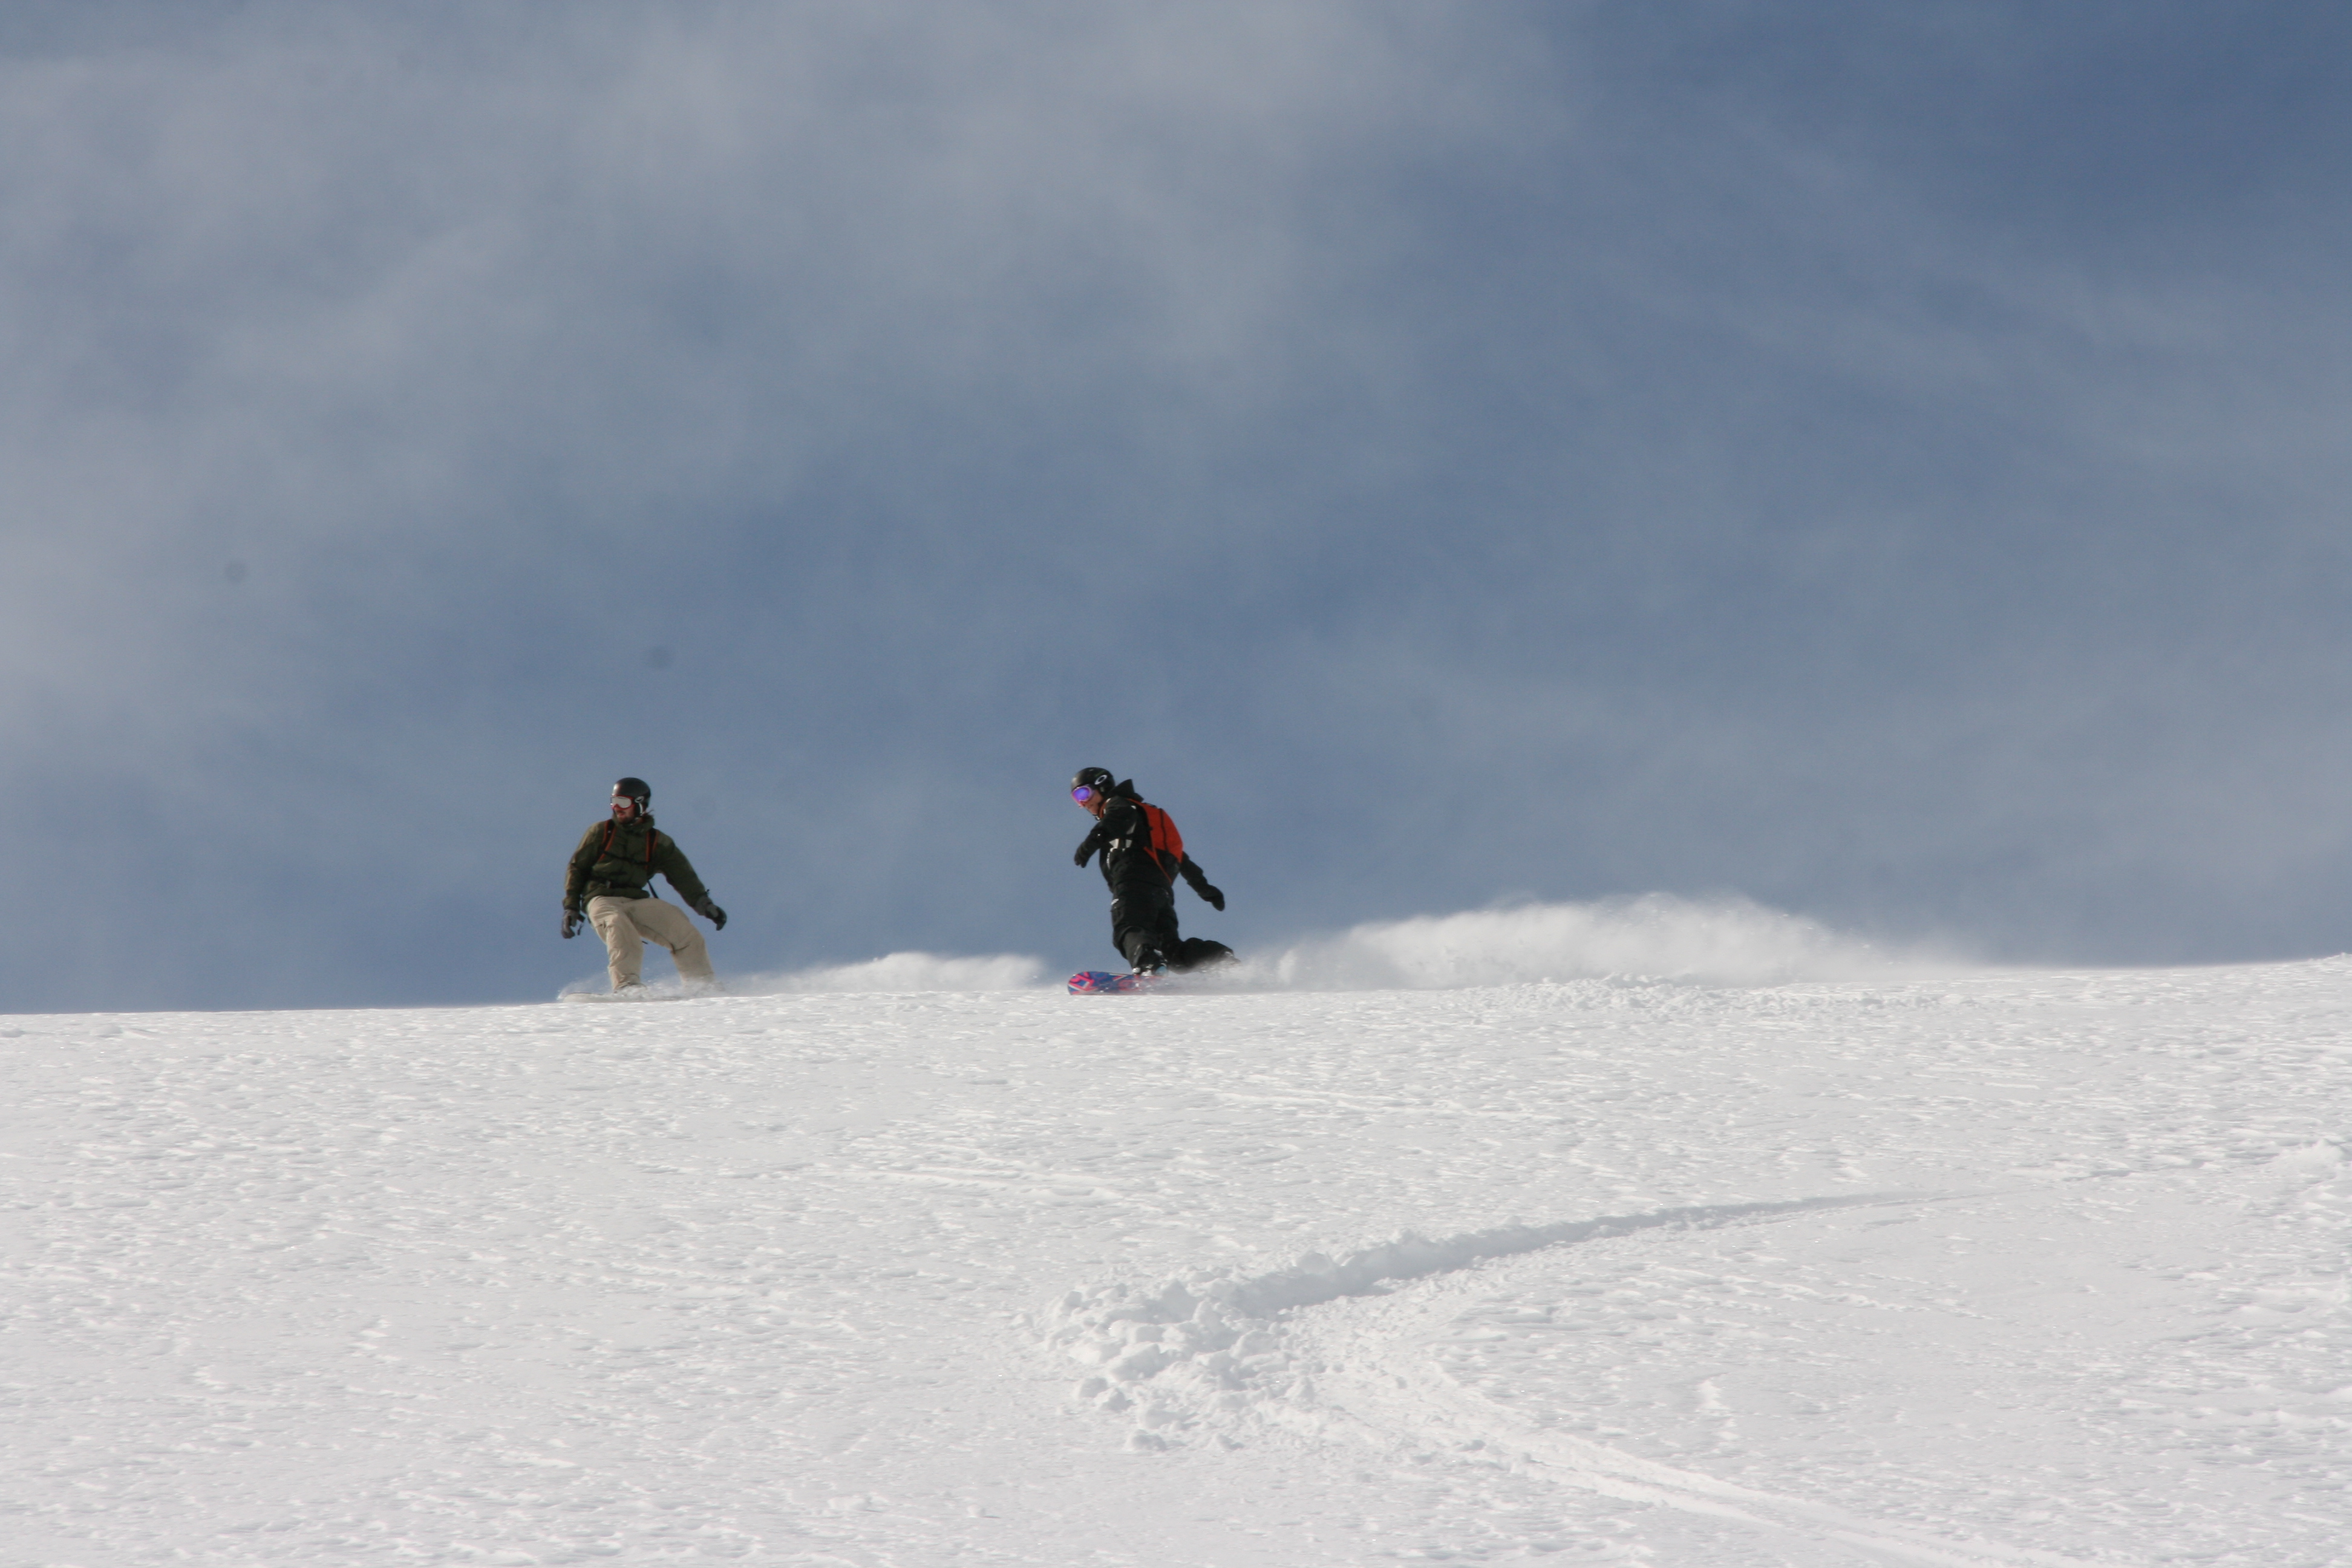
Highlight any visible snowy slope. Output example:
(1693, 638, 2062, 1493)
(5, 904, 2348, 1566)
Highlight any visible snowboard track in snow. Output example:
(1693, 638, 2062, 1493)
(1048, 1191, 2132, 1568)
(1319, 1354, 2129, 1568)
(1047, 1194, 1921, 1426)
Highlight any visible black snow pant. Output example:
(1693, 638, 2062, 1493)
(1109, 881, 1233, 973)
(1110, 881, 1180, 971)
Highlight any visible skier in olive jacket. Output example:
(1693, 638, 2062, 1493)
(1070, 767, 1232, 974)
(563, 776, 728, 993)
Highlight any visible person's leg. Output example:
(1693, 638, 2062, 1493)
(627, 897, 714, 984)
(1169, 937, 1233, 972)
(1111, 883, 1181, 971)
(587, 895, 648, 990)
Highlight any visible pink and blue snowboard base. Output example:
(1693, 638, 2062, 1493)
(1068, 970, 1161, 995)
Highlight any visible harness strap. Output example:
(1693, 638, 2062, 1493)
(599, 822, 658, 868)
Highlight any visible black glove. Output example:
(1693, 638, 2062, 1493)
(562, 908, 583, 939)
(1201, 884, 1225, 912)
(696, 899, 728, 930)
(1073, 841, 1095, 868)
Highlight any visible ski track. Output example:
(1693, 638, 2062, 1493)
(2, 958, 2350, 1563)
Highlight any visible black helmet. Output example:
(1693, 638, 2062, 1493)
(612, 777, 652, 811)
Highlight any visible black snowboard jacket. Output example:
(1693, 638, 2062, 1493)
(1074, 792, 1218, 903)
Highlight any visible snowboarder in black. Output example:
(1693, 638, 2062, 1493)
(1070, 768, 1233, 974)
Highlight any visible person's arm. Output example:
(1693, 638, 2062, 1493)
(655, 834, 725, 927)
(1078, 799, 1143, 867)
(1179, 855, 1224, 910)
(563, 824, 603, 936)
(564, 823, 603, 909)
(1074, 808, 1121, 867)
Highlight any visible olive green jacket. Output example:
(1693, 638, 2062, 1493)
(564, 814, 713, 910)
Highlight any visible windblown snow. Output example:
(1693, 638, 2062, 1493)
(6, 900, 2348, 1565)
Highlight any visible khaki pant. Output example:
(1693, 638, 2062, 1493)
(587, 894, 714, 990)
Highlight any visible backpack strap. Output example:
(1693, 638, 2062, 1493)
(599, 821, 657, 873)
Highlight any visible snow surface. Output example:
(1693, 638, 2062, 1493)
(6, 900, 2350, 1566)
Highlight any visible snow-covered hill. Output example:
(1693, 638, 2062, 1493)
(6, 904, 2347, 1565)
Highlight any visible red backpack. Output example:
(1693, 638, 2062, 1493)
(1135, 800, 1185, 883)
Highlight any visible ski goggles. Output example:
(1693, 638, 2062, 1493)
(1071, 784, 1098, 805)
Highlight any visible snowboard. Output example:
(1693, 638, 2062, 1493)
(1068, 970, 1162, 995)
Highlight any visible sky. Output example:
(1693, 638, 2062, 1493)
(7, 1, 2352, 1011)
